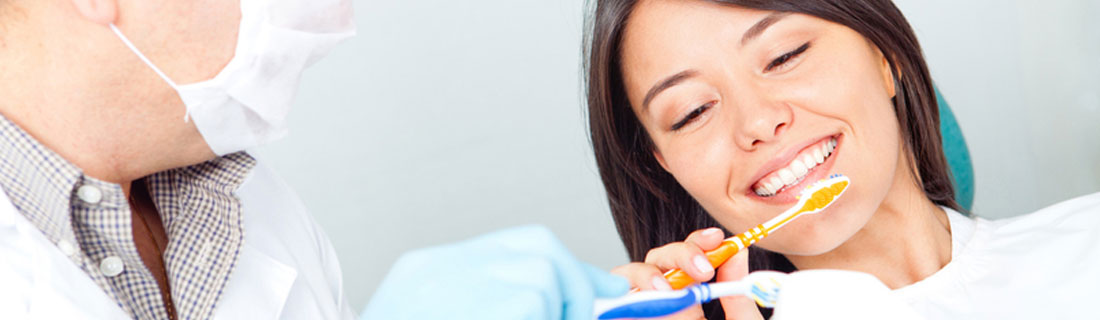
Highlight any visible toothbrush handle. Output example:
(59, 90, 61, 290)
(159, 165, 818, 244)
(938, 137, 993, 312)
(594, 287, 702, 319)
(664, 239, 742, 289)
(665, 224, 768, 289)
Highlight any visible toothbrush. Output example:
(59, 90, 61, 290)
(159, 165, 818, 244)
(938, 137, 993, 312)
(594, 271, 786, 320)
(663, 174, 850, 290)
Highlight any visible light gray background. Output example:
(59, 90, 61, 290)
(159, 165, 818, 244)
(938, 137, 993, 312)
(253, 0, 1100, 312)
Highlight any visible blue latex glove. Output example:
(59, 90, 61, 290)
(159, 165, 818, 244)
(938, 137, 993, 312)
(360, 225, 630, 320)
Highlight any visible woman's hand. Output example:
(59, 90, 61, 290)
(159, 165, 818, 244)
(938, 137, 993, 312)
(610, 228, 764, 320)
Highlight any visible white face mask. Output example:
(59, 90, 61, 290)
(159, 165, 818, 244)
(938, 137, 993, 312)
(111, 0, 355, 155)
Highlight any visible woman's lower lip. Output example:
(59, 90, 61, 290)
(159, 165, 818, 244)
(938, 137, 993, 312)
(748, 137, 841, 204)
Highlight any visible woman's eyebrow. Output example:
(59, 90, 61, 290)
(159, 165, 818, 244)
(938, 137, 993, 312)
(741, 12, 792, 46)
(639, 13, 791, 113)
(642, 69, 698, 111)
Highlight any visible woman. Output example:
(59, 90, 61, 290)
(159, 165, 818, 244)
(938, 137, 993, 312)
(584, 0, 1100, 318)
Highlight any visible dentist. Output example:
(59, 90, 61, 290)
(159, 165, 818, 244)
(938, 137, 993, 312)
(0, 0, 625, 319)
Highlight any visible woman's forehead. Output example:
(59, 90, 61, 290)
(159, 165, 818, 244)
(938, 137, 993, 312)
(621, 2, 834, 62)
(619, 2, 750, 94)
(619, 2, 829, 100)
(622, 0, 773, 50)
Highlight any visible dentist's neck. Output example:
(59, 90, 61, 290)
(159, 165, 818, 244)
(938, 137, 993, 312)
(785, 151, 953, 289)
(0, 9, 216, 193)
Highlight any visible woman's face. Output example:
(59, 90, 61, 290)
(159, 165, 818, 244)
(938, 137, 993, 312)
(620, 0, 905, 255)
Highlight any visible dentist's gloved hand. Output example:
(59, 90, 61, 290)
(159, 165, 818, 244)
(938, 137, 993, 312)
(360, 225, 630, 320)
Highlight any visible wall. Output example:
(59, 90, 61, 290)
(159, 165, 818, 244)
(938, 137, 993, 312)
(894, 0, 1100, 217)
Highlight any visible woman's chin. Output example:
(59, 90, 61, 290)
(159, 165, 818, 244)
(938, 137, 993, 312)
(774, 245, 843, 258)
(761, 230, 852, 257)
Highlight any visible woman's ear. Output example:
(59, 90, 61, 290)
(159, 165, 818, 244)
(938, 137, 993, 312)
(653, 150, 671, 173)
(880, 55, 898, 99)
(70, 0, 117, 25)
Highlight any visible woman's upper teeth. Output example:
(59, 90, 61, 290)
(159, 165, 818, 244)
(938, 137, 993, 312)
(754, 137, 837, 197)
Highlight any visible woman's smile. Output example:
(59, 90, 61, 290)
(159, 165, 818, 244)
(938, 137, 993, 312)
(746, 133, 842, 204)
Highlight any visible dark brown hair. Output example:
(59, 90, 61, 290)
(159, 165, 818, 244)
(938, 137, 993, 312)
(584, 0, 960, 317)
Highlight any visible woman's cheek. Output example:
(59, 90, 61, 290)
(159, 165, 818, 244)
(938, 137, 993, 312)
(669, 158, 720, 201)
(664, 145, 729, 206)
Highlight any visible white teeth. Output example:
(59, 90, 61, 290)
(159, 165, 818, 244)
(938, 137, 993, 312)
(755, 137, 839, 197)
(801, 155, 816, 170)
(768, 177, 783, 192)
(778, 169, 796, 185)
(790, 159, 808, 178)
(756, 181, 778, 196)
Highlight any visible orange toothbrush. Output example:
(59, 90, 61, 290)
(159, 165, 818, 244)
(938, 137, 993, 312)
(663, 174, 850, 289)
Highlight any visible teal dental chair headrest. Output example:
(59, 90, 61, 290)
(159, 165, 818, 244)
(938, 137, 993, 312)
(935, 86, 974, 211)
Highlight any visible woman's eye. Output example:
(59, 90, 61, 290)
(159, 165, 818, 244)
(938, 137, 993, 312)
(671, 102, 713, 131)
(764, 42, 811, 72)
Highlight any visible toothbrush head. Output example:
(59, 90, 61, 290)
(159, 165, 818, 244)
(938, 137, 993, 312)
(699, 271, 786, 307)
(743, 271, 784, 308)
(764, 174, 850, 234)
(795, 174, 850, 215)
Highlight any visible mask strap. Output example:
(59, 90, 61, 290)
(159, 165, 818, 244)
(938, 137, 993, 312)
(109, 24, 192, 122)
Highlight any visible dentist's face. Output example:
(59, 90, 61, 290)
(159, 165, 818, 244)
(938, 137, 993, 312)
(105, 0, 244, 159)
(619, 0, 905, 255)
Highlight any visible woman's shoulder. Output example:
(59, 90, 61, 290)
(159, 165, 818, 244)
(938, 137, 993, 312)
(922, 192, 1100, 320)
(988, 192, 1100, 234)
(971, 192, 1100, 261)
(954, 192, 1100, 318)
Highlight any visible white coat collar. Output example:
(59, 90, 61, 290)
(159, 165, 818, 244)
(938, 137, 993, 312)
(211, 159, 299, 319)
(0, 189, 130, 319)
(213, 242, 299, 319)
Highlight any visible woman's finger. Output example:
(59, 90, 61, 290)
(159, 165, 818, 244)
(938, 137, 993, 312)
(643, 227, 726, 283)
(683, 227, 726, 251)
(716, 250, 764, 320)
(610, 262, 672, 291)
(644, 242, 715, 283)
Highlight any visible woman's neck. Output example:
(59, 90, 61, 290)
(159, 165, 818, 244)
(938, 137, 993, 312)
(786, 163, 953, 289)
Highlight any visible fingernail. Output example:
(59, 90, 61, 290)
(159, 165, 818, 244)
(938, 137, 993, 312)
(693, 255, 713, 274)
(702, 228, 722, 237)
(651, 276, 672, 291)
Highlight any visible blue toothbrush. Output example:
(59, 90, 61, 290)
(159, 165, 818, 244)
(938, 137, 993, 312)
(593, 271, 786, 320)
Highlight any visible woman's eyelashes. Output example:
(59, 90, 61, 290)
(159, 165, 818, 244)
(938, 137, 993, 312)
(764, 42, 811, 73)
(670, 102, 714, 131)
(666, 42, 810, 132)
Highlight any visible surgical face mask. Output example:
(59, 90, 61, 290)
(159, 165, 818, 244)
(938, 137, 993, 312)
(111, 0, 355, 155)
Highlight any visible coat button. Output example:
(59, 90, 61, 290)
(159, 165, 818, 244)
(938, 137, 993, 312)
(99, 256, 125, 277)
(76, 185, 103, 204)
(57, 240, 77, 257)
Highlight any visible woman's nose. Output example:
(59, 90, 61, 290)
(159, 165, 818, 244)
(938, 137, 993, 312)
(732, 95, 792, 150)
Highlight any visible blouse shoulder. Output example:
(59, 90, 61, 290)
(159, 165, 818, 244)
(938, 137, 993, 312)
(989, 192, 1100, 234)
(899, 193, 1100, 319)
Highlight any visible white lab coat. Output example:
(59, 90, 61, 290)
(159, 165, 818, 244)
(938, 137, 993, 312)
(0, 158, 354, 319)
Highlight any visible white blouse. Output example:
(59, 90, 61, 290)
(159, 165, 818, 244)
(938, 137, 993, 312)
(892, 192, 1100, 318)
